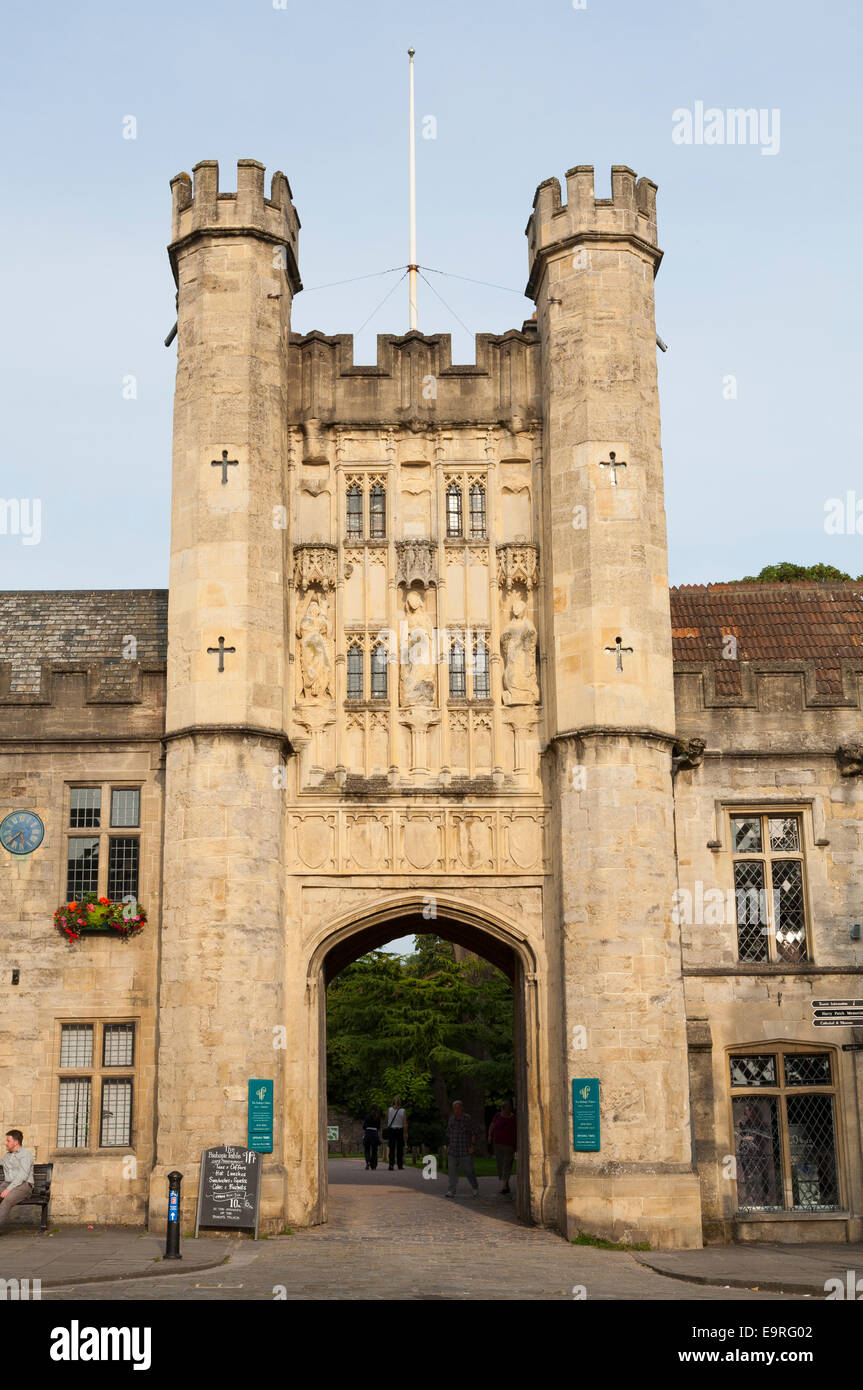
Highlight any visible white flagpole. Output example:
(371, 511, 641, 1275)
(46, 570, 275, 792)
(408, 48, 418, 331)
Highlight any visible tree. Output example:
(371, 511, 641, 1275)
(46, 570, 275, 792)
(326, 938, 514, 1150)
(737, 562, 861, 584)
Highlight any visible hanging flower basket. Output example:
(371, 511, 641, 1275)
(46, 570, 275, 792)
(54, 894, 146, 943)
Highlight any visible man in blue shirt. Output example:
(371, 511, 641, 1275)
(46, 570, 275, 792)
(0, 1130, 35, 1231)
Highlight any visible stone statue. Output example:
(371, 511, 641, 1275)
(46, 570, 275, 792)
(500, 598, 539, 705)
(296, 596, 332, 701)
(400, 589, 436, 706)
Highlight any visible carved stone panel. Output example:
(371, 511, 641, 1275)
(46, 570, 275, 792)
(497, 543, 539, 593)
(501, 814, 543, 870)
(294, 544, 338, 592)
(451, 813, 495, 871)
(399, 813, 445, 871)
(396, 540, 437, 589)
(291, 814, 337, 872)
(345, 814, 392, 871)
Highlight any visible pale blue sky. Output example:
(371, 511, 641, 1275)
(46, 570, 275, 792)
(1, 0, 861, 591)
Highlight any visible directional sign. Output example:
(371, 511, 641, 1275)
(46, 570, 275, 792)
(812, 999, 863, 1009)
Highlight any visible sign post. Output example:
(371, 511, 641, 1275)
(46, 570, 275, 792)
(195, 1146, 262, 1240)
(811, 999, 863, 1027)
(572, 1078, 600, 1152)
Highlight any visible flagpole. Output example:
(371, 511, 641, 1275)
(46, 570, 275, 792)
(408, 48, 418, 331)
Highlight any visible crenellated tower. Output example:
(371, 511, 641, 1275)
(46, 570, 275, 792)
(529, 166, 703, 1247)
(151, 160, 300, 1232)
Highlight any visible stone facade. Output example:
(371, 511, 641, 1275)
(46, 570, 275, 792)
(1, 160, 861, 1248)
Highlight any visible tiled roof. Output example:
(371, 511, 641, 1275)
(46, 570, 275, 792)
(670, 583, 863, 697)
(0, 590, 168, 695)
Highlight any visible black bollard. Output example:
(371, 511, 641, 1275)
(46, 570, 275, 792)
(165, 1170, 183, 1259)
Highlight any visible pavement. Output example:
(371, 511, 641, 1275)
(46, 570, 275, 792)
(1, 1159, 859, 1299)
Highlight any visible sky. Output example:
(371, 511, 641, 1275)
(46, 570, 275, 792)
(2, 0, 861, 594)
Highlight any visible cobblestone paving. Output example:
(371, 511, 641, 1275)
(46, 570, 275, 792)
(44, 1162, 806, 1301)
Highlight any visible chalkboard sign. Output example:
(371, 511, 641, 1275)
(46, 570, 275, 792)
(195, 1145, 262, 1239)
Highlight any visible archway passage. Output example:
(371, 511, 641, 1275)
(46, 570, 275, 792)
(316, 906, 534, 1228)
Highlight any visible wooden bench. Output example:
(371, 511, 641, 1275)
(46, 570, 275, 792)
(9, 1163, 53, 1231)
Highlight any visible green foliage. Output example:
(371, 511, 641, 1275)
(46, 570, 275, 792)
(326, 937, 514, 1141)
(738, 562, 860, 584)
(570, 1231, 651, 1251)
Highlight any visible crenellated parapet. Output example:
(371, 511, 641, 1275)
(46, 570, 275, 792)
(526, 164, 660, 297)
(287, 327, 540, 426)
(169, 158, 301, 292)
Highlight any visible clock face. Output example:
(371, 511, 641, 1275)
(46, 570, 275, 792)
(0, 811, 45, 855)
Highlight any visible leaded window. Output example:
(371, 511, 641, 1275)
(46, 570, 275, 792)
(446, 483, 463, 538)
(57, 1021, 137, 1150)
(731, 813, 808, 964)
(108, 837, 139, 901)
(469, 482, 487, 539)
(67, 837, 99, 899)
(473, 635, 490, 699)
(66, 784, 143, 904)
(730, 1048, 840, 1213)
(346, 645, 364, 700)
(70, 787, 101, 828)
(369, 483, 386, 539)
(449, 635, 466, 698)
(346, 484, 363, 539)
(370, 644, 388, 700)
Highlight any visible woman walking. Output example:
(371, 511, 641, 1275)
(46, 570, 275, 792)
(362, 1106, 382, 1170)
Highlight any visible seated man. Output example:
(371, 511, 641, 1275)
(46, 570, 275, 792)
(0, 1130, 35, 1232)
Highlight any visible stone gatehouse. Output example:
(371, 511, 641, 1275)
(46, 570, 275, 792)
(1, 157, 862, 1248)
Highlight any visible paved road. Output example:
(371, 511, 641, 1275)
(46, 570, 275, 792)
(43, 1160, 806, 1301)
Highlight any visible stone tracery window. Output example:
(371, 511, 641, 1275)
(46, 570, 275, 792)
(446, 482, 463, 538)
(473, 632, 490, 698)
(469, 481, 487, 539)
(369, 481, 386, 539)
(370, 642, 388, 700)
(346, 483, 363, 539)
(346, 641, 364, 700)
(449, 632, 466, 698)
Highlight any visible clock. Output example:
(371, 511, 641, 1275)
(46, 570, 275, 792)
(0, 811, 45, 855)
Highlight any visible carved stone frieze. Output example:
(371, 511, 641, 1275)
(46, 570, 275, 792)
(285, 807, 546, 875)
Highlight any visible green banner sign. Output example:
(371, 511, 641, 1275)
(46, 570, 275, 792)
(248, 1078, 274, 1154)
(572, 1077, 600, 1151)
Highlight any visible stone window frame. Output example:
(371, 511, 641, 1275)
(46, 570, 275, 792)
(346, 637, 365, 701)
(726, 1041, 845, 1217)
(446, 628, 492, 703)
(370, 639, 388, 701)
(344, 472, 388, 542)
(727, 807, 812, 966)
(445, 479, 464, 538)
(52, 1018, 138, 1156)
(468, 478, 488, 539)
(64, 782, 143, 905)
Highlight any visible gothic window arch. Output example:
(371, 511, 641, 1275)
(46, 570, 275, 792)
(346, 640, 364, 700)
(472, 631, 490, 699)
(469, 481, 487, 539)
(449, 631, 466, 698)
(370, 641, 388, 700)
(369, 481, 386, 539)
(446, 482, 463, 538)
(346, 483, 363, 540)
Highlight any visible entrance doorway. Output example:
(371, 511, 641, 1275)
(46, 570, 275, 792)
(308, 901, 539, 1227)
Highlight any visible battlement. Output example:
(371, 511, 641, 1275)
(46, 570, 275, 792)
(287, 328, 541, 426)
(525, 164, 659, 295)
(169, 158, 301, 288)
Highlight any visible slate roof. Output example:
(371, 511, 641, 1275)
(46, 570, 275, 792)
(670, 583, 863, 698)
(0, 590, 169, 695)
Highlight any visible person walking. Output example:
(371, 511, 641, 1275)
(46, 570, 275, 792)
(362, 1106, 382, 1170)
(385, 1097, 407, 1170)
(0, 1130, 35, 1232)
(488, 1100, 517, 1196)
(444, 1100, 479, 1198)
